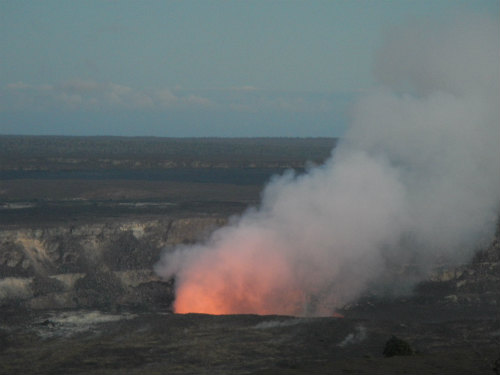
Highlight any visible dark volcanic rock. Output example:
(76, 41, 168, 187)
(0, 311, 498, 374)
(74, 266, 125, 309)
(123, 280, 175, 309)
(0, 241, 35, 277)
(102, 230, 157, 271)
(0, 328, 10, 353)
(383, 335, 414, 357)
(30, 275, 65, 297)
(0, 216, 223, 310)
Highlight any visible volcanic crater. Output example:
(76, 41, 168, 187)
(0, 136, 499, 374)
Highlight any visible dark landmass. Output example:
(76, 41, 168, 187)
(0, 136, 499, 374)
(0, 135, 336, 171)
(0, 136, 335, 224)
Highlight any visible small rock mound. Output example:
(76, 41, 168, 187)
(383, 336, 413, 357)
(74, 266, 125, 309)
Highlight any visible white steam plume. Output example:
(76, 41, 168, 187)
(156, 14, 499, 316)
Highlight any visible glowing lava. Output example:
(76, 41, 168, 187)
(156, 15, 500, 318)
(172, 230, 307, 315)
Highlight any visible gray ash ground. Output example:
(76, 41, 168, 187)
(1, 299, 499, 375)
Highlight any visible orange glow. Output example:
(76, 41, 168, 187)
(173, 231, 308, 315)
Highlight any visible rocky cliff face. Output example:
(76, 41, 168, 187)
(1, 213, 498, 312)
(0, 216, 226, 310)
(425, 231, 500, 306)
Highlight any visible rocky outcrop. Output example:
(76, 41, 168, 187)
(422, 228, 500, 306)
(0, 216, 225, 310)
(2, 211, 498, 312)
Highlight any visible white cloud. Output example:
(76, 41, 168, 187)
(6, 82, 33, 90)
(2, 80, 347, 116)
(185, 94, 216, 108)
(155, 89, 178, 107)
(2, 80, 215, 111)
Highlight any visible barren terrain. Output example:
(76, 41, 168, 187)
(0, 136, 498, 374)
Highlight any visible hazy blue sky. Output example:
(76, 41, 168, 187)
(1, 0, 498, 137)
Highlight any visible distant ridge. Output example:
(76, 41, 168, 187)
(0, 135, 337, 171)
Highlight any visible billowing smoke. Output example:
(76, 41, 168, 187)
(155, 15, 500, 316)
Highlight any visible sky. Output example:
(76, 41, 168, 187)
(1, 0, 498, 137)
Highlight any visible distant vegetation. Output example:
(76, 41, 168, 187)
(0, 136, 337, 171)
